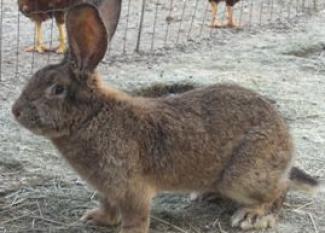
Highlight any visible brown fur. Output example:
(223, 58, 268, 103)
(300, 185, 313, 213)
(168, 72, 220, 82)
(130, 83, 197, 98)
(12, 4, 319, 233)
(18, 0, 69, 23)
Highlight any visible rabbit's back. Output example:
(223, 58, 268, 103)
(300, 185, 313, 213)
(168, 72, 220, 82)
(138, 84, 291, 192)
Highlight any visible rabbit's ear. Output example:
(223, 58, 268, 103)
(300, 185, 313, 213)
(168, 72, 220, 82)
(66, 4, 108, 73)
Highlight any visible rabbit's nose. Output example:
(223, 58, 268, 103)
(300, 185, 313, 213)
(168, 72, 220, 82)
(12, 105, 21, 118)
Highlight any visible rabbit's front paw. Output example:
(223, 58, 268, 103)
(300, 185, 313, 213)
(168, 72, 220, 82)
(81, 208, 121, 226)
(231, 207, 276, 230)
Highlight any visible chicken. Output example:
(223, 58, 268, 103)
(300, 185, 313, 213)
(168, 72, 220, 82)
(209, 0, 240, 27)
(18, 0, 121, 54)
(18, 0, 78, 53)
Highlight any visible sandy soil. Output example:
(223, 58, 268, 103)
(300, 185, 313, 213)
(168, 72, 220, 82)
(1, 0, 325, 233)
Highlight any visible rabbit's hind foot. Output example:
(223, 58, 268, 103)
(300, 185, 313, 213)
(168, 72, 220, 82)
(231, 190, 287, 230)
(231, 205, 276, 230)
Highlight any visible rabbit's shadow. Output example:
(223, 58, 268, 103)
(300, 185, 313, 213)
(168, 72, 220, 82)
(151, 193, 237, 232)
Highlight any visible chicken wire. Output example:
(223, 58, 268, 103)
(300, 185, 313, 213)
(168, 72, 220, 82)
(0, 0, 324, 81)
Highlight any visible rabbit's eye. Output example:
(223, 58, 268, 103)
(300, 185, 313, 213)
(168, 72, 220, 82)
(53, 85, 65, 96)
(47, 84, 67, 98)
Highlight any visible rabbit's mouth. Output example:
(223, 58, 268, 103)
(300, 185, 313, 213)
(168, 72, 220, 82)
(12, 98, 66, 138)
(27, 126, 45, 136)
(16, 117, 66, 138)
(21, 118, 67, 138)
(13, 113, 43, 135)
(12, 106, 52, 137)
(38, 127, 69, 138)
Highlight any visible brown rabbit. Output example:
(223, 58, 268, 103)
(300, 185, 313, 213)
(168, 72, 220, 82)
(12, 3, 321, 233)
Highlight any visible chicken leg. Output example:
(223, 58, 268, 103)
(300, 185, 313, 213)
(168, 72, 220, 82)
(54, 22, 66, 54)
(209, 1, 222, 28)
(225, 5, 238, 27)
(24, 21, 50, 53)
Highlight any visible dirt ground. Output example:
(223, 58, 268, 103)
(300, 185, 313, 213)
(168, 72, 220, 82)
(1, 1, 325, 233)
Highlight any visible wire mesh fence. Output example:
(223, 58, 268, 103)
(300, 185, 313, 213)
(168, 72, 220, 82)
(0, 0, 324, 81)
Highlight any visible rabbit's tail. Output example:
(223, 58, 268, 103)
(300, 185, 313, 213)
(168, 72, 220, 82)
(132, 83, 197, 98)
(289, 167, 323, 194)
